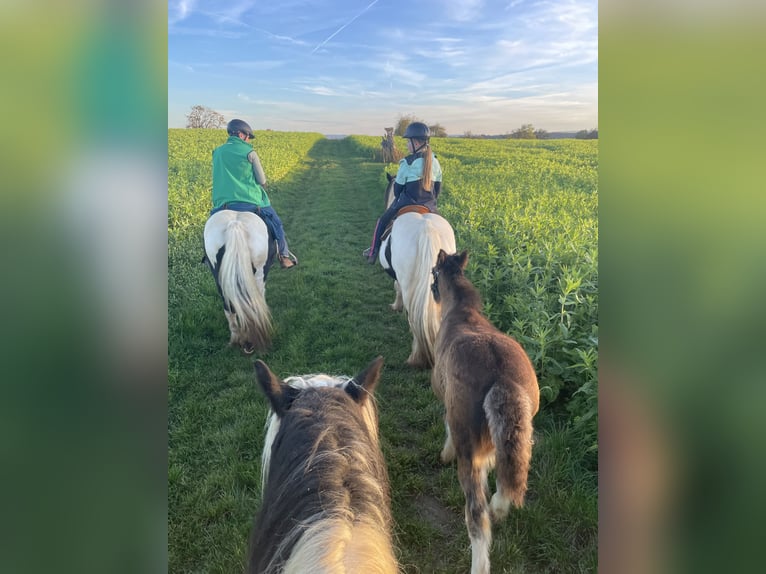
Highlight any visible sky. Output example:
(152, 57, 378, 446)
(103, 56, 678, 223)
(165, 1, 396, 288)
(168, 0, 598, 136)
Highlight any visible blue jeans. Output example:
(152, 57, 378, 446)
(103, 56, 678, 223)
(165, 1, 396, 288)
(210, 202, 290, 257)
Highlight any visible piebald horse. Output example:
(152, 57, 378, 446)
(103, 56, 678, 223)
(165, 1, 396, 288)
(203, 210, 275, 354)
(430, 250, 540, 574)
(378, 173, 456, 368)
(248, 357, 399, 574)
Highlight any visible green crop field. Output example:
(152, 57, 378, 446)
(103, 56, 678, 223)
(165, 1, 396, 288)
(169, 129, 598, 573)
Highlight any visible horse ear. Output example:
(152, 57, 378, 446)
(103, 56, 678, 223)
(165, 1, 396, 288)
(458, 250, 469, 269)
(436, 249, 447, 266)
(347, 356, 384, 404)
(253, 360, 288, 416)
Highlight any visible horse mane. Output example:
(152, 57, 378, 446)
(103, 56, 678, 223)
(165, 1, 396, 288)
(249, 373, 397, 574)
(440, 262, 484, 314)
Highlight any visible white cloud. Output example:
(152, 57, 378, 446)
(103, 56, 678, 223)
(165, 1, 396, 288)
(302, 86, 340, 96)
(169, 0, 197, 26)
(442, 0, 484, 22)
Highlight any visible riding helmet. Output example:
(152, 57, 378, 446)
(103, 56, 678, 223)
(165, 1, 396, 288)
(403, 122, 430, 140)
(227, 118, 254, 138)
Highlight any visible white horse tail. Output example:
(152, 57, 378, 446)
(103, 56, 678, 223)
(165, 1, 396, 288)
(404, 219, 449, 368)
(219, 220, 272, 352)
(483, 384, 535, 521)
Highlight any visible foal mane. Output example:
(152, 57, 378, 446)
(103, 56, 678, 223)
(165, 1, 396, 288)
(436, 250, 483, 312)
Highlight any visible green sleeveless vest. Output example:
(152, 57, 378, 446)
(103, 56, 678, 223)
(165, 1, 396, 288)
(211, 136, 270, 208)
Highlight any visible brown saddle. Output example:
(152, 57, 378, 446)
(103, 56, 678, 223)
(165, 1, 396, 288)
(380, 205, 431, 241)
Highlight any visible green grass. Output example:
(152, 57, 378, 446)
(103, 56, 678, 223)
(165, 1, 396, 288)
(169, 133, 597, 573)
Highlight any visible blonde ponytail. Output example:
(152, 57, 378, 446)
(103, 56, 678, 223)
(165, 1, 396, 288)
(420, 142, 433, 192)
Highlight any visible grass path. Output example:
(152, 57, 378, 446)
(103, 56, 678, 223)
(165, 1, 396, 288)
(168, 137, 597, 573)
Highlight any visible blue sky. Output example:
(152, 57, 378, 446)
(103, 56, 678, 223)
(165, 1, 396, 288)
(168, 0, 597, 135)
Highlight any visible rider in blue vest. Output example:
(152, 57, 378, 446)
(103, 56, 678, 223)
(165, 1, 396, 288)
(363, 122, 442, 263)
(211, 119, 297, 269)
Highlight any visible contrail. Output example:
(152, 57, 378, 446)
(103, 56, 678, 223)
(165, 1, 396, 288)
(311, 0, 380, 54)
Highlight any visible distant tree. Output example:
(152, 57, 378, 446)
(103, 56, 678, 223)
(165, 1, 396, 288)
(186, 105, 226, 129)
(394, 114, 421, 137)
(463, 130, 473, 139)
(510, 124, 537, 139)
(534, 128, 549, 139)
(429, 123, 448, 138)
(574, 129, 598, 139)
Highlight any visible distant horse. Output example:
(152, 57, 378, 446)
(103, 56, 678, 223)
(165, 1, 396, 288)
(430, 250, 540, 574)
(248, 357, 399, 574)
(378, 173, 456, 368)
(203, 210, 276, 354)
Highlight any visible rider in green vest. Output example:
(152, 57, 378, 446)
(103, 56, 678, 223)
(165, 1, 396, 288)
(211, 119, 297, 269)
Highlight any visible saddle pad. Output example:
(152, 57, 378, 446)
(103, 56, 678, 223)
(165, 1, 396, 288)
(381, 204, 432, 241)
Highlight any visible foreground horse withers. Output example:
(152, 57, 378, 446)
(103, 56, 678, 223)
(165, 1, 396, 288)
(202, 210, 276, 354)
(379, 173, 456, 368)
(431, 249, 540, 574)
(248, 357, 399, 574)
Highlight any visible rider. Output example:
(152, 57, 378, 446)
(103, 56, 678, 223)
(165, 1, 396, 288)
(363, 122, 442, 263)
(210, 119, 297, 269)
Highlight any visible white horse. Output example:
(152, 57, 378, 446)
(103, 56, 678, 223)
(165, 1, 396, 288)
(378, 174, 456, 368)
(203, 210, 275, 354)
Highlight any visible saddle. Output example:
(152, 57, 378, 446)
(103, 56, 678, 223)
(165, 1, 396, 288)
(380, 204, 431, 242)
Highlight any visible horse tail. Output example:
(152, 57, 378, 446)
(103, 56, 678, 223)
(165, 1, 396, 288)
(483, 384, 535, 521)
(404, 219, 452, 368)
(219, 220, 272, 351)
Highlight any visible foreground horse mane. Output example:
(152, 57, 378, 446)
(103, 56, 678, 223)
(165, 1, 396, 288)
(431, 249, 540, 574)
(248, 358, 399, 574)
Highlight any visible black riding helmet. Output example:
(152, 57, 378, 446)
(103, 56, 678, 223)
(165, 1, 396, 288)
(227, 118, 254, 138)
(403, 122, 430, 141)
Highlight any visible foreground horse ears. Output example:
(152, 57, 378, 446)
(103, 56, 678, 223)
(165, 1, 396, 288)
(254, 360, 290, 416)
(347, 356, 385, 404)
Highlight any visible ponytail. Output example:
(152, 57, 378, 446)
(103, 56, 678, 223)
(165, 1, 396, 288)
(419, 142, 433, 192)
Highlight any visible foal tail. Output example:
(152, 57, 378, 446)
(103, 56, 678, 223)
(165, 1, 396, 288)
(483, 384, 535, 521)
(405, 219, 454, 368)
(219, 220, 272, 351)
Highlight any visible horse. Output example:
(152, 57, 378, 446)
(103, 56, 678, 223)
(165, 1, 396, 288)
(430, 249, 540, 574)
(378, 172, 456, 368)
(248, 357, 399, 574)
(202, 210, 276, 354)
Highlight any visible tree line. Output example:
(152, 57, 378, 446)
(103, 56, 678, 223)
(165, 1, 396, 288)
(185, 105, 597, 140)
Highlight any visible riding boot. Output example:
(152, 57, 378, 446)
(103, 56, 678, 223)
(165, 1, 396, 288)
(280, 253, 297, 269)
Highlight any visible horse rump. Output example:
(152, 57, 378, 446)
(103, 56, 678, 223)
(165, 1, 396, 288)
(203, 211, 272, 353)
